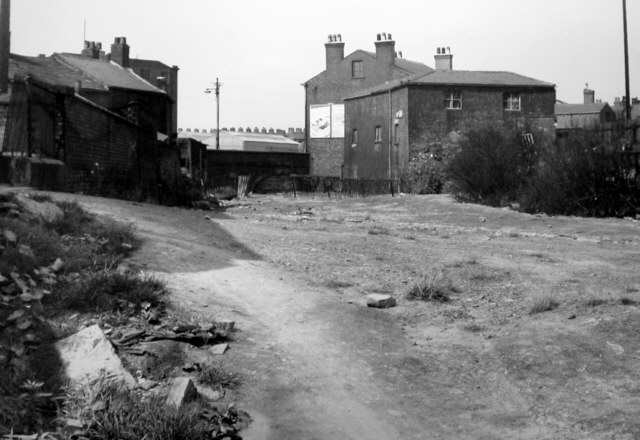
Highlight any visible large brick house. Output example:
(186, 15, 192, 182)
(343, 48, 556, 179)
(303, 33, 432, 177)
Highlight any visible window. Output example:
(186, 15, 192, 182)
(394, 123, 399, 144)
(352, 60, 364, 78)
(374, 126, 382, 142)
(445, 91, 462, 109)
(351, 128, 358, 147)
(504, 92, 521, 111)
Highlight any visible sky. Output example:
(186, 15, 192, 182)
(10, 0, 640, 132)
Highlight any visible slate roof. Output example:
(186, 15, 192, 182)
(56, 53, 165, 94)
(360, 50, 433, 75)
(345, 69, 555, 100)
(8, 52, 166, 96)
(555, 102, 610, 115)
(9, 53, 104, 91)
(129, 58, 172, 71)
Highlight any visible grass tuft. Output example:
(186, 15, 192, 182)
(528, 289, 559, 314)
(198, 361, 240, 389)
(405, 267, 456, 302)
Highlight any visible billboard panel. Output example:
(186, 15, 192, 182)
(310, 104, 331, 138)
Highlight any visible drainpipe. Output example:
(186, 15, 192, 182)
(388, 90, 392, 181)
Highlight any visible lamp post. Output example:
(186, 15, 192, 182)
(205, 78, 221, 149)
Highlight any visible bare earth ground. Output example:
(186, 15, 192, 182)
(50, 192, 640, 440)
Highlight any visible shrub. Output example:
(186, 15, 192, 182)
(447, 124, 536, 206)
(405, 141, 455, 194)
(519, 125, 639, 217)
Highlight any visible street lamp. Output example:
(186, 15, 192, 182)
(204, 78, 221, 149)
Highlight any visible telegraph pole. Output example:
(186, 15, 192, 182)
(623, 0, 631, 120)
(205, 78, 221, 149)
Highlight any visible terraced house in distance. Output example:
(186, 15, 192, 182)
(303, 33, 433, 177)
(343, 47, 556, 179)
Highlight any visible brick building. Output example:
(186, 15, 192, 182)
(303, 33, 432, 176)
(555, 86, 616, 131)
(343, 48, 556, 179)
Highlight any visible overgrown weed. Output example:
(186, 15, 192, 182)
(405, 267, 456, 302)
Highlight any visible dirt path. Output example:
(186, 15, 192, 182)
(52, 193, 640, 440)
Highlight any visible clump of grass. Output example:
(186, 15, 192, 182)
(584, 297, 609, 307)
(198, 361, 240, 389)
(367, 226, 392, 236)
(462, 322, 485, 333)
(82, 384, 212, 440)
(528, 289, 559, 314)
(619, 297, 637, 306)
(324, 279, 354, 289)
(405, 267, 456, 302)
(51, 272, 167, 313)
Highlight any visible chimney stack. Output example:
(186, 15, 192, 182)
(434, 46, 453, 71)
(0, 0, 10, 93)
(583, 83, 595, 104)
(110, 36, 130, 67)
(374, 32, 395, 80)
(325, 34, 345, 72)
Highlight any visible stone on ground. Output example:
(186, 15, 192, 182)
(14, 194, 64, 223)
(209, 343, 229, 355)
(166, 377, 199, 407)
(55, 324, 136, 389)
(366, 294, 397, 308)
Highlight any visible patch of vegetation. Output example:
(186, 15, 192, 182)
(368, 226, 392, 236)
(405, 267, 456, 302)
(64, 382, 213, 440)
(620, 297, 637, 306)
(324, 279, 355, 289)
(528, 289, 559, 314)
(462, 322, 485, 333)
(584, 297, 609, 308)
(0, 194, 155, 436)
(51, 272, 167, 314)
(198, 361, 240, 389)
(447, 122, 640, 217)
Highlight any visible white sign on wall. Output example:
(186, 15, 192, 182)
(309, 103, 345, 139)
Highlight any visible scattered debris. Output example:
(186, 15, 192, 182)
(366, 294, 397, 308)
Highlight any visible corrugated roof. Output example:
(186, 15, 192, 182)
(345, 69, 555, 99)
(56, 53, 165, 94)
(9, 53, 105, 91)
(555, 102, 609, 115)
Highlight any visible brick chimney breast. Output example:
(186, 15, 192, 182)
(434, 46, 453, 71)
(110, 36, 130, 67)
(325, 34, 345, 72)
(583, 83, 595, 104)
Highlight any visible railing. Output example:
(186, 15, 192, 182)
(285, 175, 411, 198)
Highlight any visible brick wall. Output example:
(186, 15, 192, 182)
(345, 85, 556, 179)
(306, 47, 421, 177)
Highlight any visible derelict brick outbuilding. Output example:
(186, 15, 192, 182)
(343, 58, 556, 179)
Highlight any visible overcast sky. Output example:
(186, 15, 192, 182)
(11, 0, 640, 132)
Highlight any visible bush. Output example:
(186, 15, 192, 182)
(447, 125, 536, 206)
(519, 126, 639, 217)
(405, 141, 455, 194)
